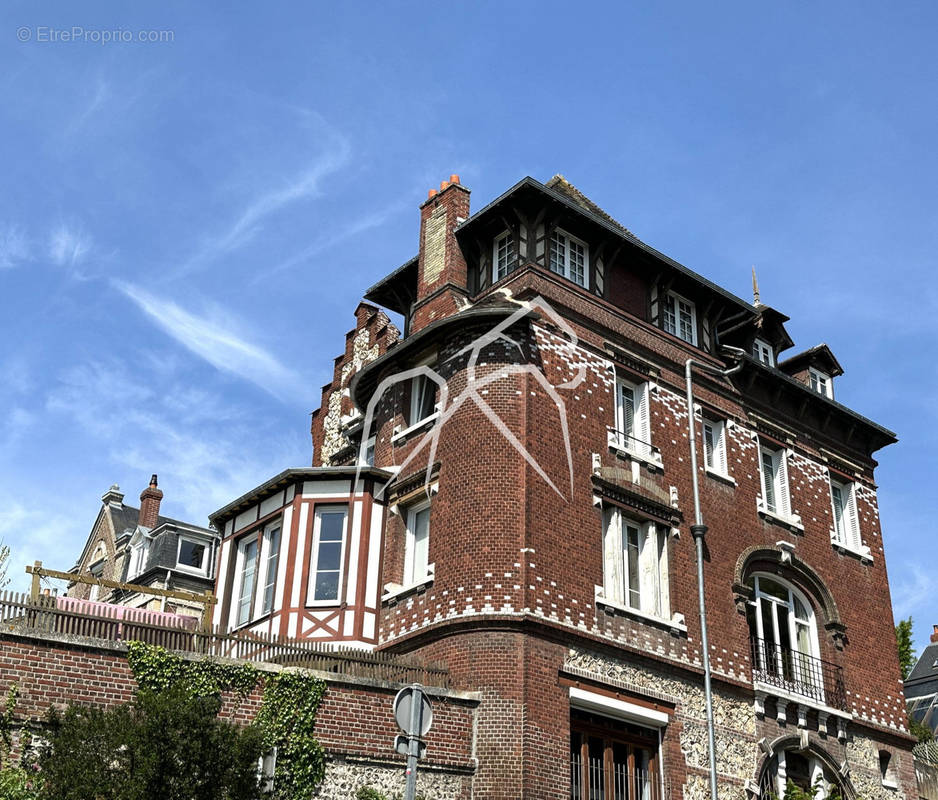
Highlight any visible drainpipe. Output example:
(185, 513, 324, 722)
(684, 348, 745, 800)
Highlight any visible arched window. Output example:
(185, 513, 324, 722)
(759, 748, 848, 799)
(746, 574, 825, 703)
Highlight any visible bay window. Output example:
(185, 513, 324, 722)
(308, 506, 347, 604)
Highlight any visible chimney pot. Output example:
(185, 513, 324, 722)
(427, 188, 438, 199)
(931, 624, 938, 643)
(440, 180, 449, 191)
(449, 174, 460, 185)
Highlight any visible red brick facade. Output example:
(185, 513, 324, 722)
(303, 174, 917, 799)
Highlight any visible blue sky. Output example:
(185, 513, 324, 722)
(1, 2, 935, 652)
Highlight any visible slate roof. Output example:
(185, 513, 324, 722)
(907, 641, 938, 691)
(109, 503, 213, 537)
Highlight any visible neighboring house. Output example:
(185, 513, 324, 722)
(906, 625, 938, 736)
(69, 475, 220, 617)
(213, 174, 916, 798)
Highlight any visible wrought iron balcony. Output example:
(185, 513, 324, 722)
(750, 636, 846, 711)
(606, 427, 663, 468)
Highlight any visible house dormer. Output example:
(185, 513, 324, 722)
(778, 344, 843, 400)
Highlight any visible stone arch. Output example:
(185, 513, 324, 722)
(732, 545, 847, 649)
(754, 734, 855, 800)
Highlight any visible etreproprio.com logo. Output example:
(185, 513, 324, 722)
(17, 26, 174, 44)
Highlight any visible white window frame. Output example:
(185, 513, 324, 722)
(548, 228, 588, 288)
(409, 374, 438, 427)
(809, 368, 833, 399)
(757, 441, 802, 528)
(128, 540, 148, 580)
(600, 507, 670, 621)
(235, 535, 259, 628)
(258, 522, 282, 616)
(609, 377, 660, 466)
(829, 477, 864, 555)
(702, 416, 729, 477)
(492, 230, 516, 283)
(307, 505, 348, 606)
(752, 338, 774, 366)
(403, 500, 431, 587)
(662, 291, 697, 346)
(748, 573, 822, 703)
(175, 535, 209, 575)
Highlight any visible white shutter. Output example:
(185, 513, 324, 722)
(846, 484, 861, 551)
(639, 523, 658, 616)
(637, 383, 651, 455)
(603, 508, 624, 604)
(656, 527, 670, 618)
(717, 422, 728, 475)
(778, 451, 791, 518)
(650, 284, 659, 326)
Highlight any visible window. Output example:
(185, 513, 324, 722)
(309, 506, 347, 604)
(879, 750, 898, 788)
(746, 575, 823, 703)
(236, 537, 258, 627)
(702, 417, 728, 476)
(404, 502, 431, 586)
(601, 507, 669, 619)
(570, 709, 660, 800)
(549, 228, 588, 288)
(88, 562, 103, 602)
(409, 374, 437, 427)
(830, 478, 861, 551)
(759, 749, 844, 799)
(492, 230, 516, 282)
(260, 524, 281, 615)
(176, 537, 208, 574)
(662, 291, 697, 345)
(758, 442, 791, 519)
(612, 378, 652, 458)
(752, 338, 774, 366)
(809, 368, 833, 399)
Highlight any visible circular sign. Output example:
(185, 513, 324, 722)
(393, 685, 433, 737)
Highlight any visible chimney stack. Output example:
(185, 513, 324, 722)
(411, 174, 470, 333)
(931, 624, 938, 643)
(138, 474, 163, 530)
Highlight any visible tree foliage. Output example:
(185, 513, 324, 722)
(896, 616, 917, 681)
(38, 684, 265, 800)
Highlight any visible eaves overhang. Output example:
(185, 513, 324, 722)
(209, 466, 394, 526)
(363, 255, 418, 315)
(455, 176, 758, 318)
(735, 355, 896, 454)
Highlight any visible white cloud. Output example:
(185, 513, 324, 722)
(115, 281, 305, 403)
(49, 224, 92, 267)
(0, 224, 29, 269)
(0, 501, 76, 593)
(179, 130, 351, 275)
(45, 359, 306, 528)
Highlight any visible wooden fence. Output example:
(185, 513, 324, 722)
(917, 755, 938, 800)
(0, 591, 450, 688)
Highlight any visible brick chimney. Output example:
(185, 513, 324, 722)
(410, 175, 470, 333)
(138, 474, 163, 530)
(931, 624, 938, 643)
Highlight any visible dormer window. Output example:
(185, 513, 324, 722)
(752, 338, 774, 366)
(809, 368, 833, 399)
(493, 231, 516, 283)
(176, 536, 208, 575)
(549, 229, 588, 288)
(662, 291, 697, 345)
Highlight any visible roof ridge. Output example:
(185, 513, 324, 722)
(545, 174, 636, 237)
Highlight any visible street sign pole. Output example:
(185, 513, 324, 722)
(393, 684, 433, 800)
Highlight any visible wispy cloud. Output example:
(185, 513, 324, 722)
(177, 127, 351, 276)
(252, 200, 399, 283)
(115, 281, 304, 402)
(64, 77, 111, 138)
(0, 224, 29, 269)
(49, 224, 92, 268)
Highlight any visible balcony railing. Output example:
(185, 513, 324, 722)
(570, 753, 666, 800)
(606, 427, 662, 466)
(750, 636, 846, 711)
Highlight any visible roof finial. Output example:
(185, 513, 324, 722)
(752, 266, 761, 307)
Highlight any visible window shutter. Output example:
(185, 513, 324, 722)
(637, 383, 651, 455)
(846, 485, 861, 550)
(638, 523, 658, 616)
(603, 508, 624, 604)
(717, 422, 728, 475)
(778, 452, 791, 517)
(650, 284, 659, 326)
